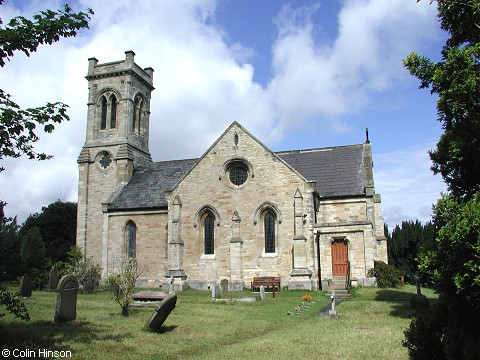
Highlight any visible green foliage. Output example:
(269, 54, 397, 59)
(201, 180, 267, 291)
(20, 200, 77, 263)
(367, 260, 403, 288)
(20, 227, 46, 271)
(0, 4, 93, 67)
(403, 302, 445, 360)
(403, 3, 480, 356)
(0, 201, 21, 280)
(111, 256, 144, 316)
(0, 289, 29, 321)
(387, 220, 436, 284)
(404, 193, 480, 359)
(404, 1, 480, 199)
(0, 2, 93, 172)
(419, 193, 480, 311)
(63, 246, 101, 289)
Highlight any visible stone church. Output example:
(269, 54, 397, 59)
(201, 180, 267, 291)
(76, 51, 388, 291)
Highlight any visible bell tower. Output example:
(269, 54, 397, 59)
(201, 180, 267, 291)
(76, 50, 154, 262)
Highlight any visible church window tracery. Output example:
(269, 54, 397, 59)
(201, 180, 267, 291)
(98, 92, 118, 130)
(125, 221, 137, 258)
(204, 214, 214, 255)
(133, 95, 143, 133)
(264, 211, 276, 253)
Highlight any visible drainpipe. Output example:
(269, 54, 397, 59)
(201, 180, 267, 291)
(316, 230, 322, 290)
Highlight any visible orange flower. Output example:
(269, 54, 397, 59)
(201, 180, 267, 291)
(302, 294, 312, 301)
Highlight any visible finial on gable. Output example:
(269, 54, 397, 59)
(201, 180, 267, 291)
(365, 128, 370, 144)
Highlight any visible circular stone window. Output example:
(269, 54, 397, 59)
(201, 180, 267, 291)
(96, 151, 112, 170)
(229, 165, 248, 186)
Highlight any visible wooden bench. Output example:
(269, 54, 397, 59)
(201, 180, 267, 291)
(250, 276, 281, 292)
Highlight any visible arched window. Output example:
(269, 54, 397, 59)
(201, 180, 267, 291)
(264, 211, 276, 253)
(133, 96, 143, 133)
(204, 214, 214, 255)
(100, 96, 107, 130)
(110, 94, 117, 129)
(99, 93, 118, 130)
(126, 221, 137, 258)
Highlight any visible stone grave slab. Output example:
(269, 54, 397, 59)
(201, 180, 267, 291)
(144, 293, 177, 332)
(131, 290, 168, 307)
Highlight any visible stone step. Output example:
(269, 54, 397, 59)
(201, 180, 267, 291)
(326, 290, 350, 300)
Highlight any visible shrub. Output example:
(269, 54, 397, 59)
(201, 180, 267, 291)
(367, 260, 403, 288)
(0, 289, 30, 321)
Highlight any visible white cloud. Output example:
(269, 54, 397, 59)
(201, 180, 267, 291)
(266, 0, 441, 139)
(375, 143, 447, 229)
(1, 0, 444, 225)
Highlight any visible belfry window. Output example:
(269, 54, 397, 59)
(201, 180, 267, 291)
(110, 95, 117, 129)
(99, 93, 118, 130)
(133, 96, 143, 133)
(204, 214, 214, 255)
(100, 96, 107, 130)
(264, 211, 276, 253)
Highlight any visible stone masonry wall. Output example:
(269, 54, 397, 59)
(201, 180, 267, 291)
(106, 211, 168, 287)
(171, 124, 313, 289)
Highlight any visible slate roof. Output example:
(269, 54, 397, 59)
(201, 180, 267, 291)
(108, 144, 367, 211)
(277, 144, 365, 198)
(108, 158, 198, 211)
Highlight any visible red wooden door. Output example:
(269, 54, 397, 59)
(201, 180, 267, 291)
(332, 241, 348, 276)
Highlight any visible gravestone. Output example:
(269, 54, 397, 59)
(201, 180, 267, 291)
(221, 279, 229, 296)
(211, 284, 220, 300)
(83, 278, 94, 293)
(48, 266, 59, 291)
(144, 292, 177, 332)
(259, 285, 266, 301)
(328, 291, 337, 317)
(19, 275, 33, 297)
(54, 275, 79, 323)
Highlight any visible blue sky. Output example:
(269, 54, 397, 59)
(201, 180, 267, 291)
(1, 0, 447, 228)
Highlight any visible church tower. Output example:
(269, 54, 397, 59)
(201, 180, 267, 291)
(76, 50, 154, 261)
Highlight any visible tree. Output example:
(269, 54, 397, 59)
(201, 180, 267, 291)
(0, 1, 93, 172)
(20, 227, 46, 271)
(403, 1, 480, 358)
(404, 1, 480, 199)
(404, 193, 480, 359)
(0, 201, 21, 280)
(63, 246, 101, 292)
(20, 201, 77, 263)
(387, 220, 436, 284)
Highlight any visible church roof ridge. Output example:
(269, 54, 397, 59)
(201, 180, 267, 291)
(275, 142, 365, 155)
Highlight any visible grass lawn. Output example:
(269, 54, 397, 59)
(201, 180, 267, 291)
(0, 285, 436, 359)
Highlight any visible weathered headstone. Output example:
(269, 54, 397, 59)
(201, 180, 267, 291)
(221, 279, 229, 296)
(328, 291, 337, 317)
(54, 275, 79, 323)
(48, 266, 59, 291)
(144, 293, 177, 332)
(83, 278, 94, 293)
(414, 271, 422, 295)
(259, 285, 266, 301)
(19, 275, 33, 297)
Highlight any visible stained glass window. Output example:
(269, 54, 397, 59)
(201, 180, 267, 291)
(265, 211, 276, 253)
(126, 222, 137, 258)
(229, 166, 247, 186)
(204, 214, 214, 255)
